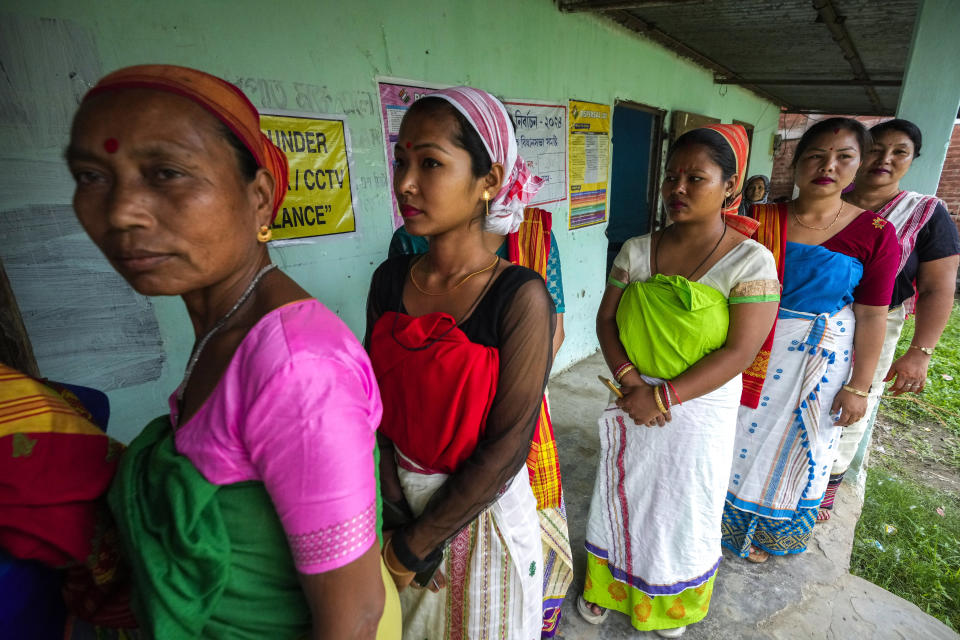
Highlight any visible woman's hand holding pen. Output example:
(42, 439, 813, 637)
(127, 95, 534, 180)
(615, 369, 671, 427)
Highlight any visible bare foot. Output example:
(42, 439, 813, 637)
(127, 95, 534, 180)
(746, 545, 770, 564)
(816, 508, 832, 523)
(577, 595, 609, 624)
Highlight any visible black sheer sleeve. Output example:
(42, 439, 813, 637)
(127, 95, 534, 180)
(364, 276, 382, 351)
(400, 276, 556, 559)
(363, 255, 411, 349)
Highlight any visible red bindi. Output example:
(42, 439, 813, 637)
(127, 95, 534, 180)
(405, 141, 412, 149)
(833, 128, 840, 134)
(103, 138, 119, 153)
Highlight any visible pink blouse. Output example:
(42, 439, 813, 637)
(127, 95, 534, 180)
(172, 299, 381, 575)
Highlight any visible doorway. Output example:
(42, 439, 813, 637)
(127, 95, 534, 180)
(606, 101, 666, 274)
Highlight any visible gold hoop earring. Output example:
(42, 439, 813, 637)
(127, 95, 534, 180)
(257, 225, 272, 243)
(482, 189, 491, 217)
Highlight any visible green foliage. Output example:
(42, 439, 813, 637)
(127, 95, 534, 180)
(851, 471, 960, 631)
(879, 303, 960, 438)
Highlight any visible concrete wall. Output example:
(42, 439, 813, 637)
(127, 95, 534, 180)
(897, 0, 960, 195)
(0, 0, 778, 443)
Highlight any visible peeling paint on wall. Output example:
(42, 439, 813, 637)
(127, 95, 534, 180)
(0, 14, 165, 391)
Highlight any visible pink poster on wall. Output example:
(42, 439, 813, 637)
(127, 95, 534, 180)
(377, 79, 445, 229)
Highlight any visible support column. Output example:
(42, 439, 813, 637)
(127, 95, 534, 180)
(896, 0, 960, 195)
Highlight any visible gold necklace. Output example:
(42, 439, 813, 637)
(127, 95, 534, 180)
(792, 200, 844, 231)
(409, 254, 500, 296)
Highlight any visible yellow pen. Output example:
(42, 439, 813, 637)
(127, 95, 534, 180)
(598, 375, 624, 399)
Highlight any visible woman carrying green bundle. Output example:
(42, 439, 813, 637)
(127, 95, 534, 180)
(579, 125, 779, 637)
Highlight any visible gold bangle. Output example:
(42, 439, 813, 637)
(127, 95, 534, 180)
(909, 344, 934, 355)
(382, 540, 415, 579)
(841, 384, 869, 397)
(615, 364, 636, 383)
(652, 385, 667, 413)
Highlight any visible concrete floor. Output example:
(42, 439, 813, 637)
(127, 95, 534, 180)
(548, 352, 957, 640)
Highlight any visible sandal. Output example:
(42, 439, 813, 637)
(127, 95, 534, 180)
(746, 546, 770, 564)
(816, 508, 832, 523)
(577, 594, 609, 624)
(656, 626, 687, 638)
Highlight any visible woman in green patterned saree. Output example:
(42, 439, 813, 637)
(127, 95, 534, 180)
(67, 65, 400, 639)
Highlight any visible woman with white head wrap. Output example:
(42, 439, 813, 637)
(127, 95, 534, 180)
(367, 86, 559, 638)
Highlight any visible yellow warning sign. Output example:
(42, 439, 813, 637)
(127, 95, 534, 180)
(260, 113, 356, 239)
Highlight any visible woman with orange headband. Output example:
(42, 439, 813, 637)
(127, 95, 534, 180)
(67, 65, 399, 639)
(580, 126, 779, 637)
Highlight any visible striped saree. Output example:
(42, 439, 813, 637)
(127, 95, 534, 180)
(0, 364, 135, 634)
(510, 207, 574, 637)
(741, 203, 788, 407)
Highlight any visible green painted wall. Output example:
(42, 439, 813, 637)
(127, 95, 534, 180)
(1, 0, 778, 443)
(897, 0, 960, 195)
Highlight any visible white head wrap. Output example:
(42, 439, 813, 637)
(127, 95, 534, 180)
(426, 87, 544, 234)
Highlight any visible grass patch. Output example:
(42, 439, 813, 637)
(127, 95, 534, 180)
(851, 470, 960, 631)
(879, 302, 960, 437)
(853, 304, 960, 629)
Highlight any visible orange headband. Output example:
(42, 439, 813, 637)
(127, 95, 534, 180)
(83, 64, 288, 219)
(699, 124, 750, 218)
(689, 124, 759, 236)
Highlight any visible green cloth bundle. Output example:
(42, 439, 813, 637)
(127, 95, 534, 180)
(108, 416, 311, 639)
(616, 273, 729, 380)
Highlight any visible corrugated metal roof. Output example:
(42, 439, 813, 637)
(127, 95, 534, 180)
(561, 0, 918, 115)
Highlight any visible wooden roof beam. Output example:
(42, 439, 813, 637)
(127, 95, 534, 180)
(715, 78, 901, 87)
(559, 0, 702, 11)
(812, 0, 885, 113)
(784, 106, 894, 116)
(602, 9, 791, 109)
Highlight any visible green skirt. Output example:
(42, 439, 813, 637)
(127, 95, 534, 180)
(583, 553, 716, 631)
(108, 416, 313, 639)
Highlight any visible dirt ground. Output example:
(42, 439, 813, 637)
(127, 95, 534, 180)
(869, 409, 960, 496)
